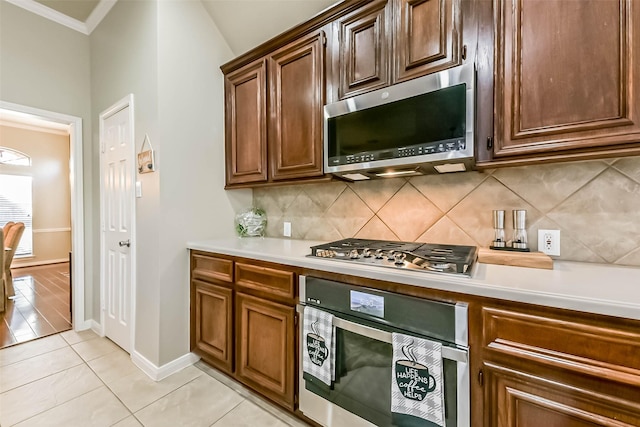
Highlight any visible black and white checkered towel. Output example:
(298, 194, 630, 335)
(302, 306, 335, 386)
(391, 332, 445, 427)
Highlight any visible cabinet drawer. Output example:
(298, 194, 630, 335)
(191, 253, 233, 284)
(483, 307, 640, 386)
(235, 262, 295, 299)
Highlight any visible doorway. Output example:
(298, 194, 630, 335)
(99, 95, 136, 353)
(0, 101, 85, 336)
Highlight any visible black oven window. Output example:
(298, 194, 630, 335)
(304, 328, 458, 427)
(327, 83, 466, 157)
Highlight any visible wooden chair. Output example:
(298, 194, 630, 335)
(4, 222, 25, 299)
(0, 227, 5, 312)
(2, 222, 15, 243)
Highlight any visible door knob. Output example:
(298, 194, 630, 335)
(118, 240, 131, 247)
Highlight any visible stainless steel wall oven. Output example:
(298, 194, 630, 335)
(298, 276, 470, 427)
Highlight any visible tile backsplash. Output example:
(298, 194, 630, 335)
(253, 157, 640, 266)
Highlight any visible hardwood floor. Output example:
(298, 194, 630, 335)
(0, 262, 71, 348)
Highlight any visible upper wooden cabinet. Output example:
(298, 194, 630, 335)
(394, 0, 462, 83)
(489, 0, 640, 162)
(224, 60, 268, 186)
(223, 31, 326, 188)
(268, 32, 325, 181)
(333, 0, 391, 99)
(331, 0, 462, 100)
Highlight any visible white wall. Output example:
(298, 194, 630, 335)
(1, 0, 251, 367)
(91, 0, 250, 366)
(156, 0, 251, 364)
(0, 1, 93, 318)
(90, 0, 161, 363)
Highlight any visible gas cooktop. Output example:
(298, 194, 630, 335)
(308, 238, 477, 276)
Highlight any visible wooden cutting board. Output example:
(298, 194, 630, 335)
(477, 247, 553, 269)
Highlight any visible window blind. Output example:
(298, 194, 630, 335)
(0, 174, 33, 256)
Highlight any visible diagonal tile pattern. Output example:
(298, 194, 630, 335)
(253, 156, 640, 266)
(377, 183, 443, 241)
(547, 168, 640, 263)
(0, 330, 306, 427)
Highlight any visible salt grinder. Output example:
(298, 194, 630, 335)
(512, 209, 528, 250)
(492, 210, 506, 248)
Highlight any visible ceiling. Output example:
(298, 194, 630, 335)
(8, 0, 338, 55)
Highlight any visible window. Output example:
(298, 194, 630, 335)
(0, 174, 33, 256)
(0, 147, 31, 166)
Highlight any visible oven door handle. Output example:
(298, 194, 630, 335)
(298, 305, 468, 363)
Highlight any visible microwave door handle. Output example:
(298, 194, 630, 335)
(331, 315, 468, 363)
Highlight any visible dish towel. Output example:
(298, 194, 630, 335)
(302, 306, 335, 386)
(391, 332, 445, 427)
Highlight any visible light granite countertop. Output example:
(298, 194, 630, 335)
(187, 237, 640, 321)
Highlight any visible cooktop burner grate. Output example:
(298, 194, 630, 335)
(309, 238, 477, 276)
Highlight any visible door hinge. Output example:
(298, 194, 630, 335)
(487, 136, 494, 150)
(461, 44, 467, 60)
(294, 313, 299, 326)
(322, 34, 327, 47)
(478, 369, 484, 386)
(100, 141, 106, 154)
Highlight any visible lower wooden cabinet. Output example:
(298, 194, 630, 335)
(191, 250, 640, 424)
(484, 362, 640, 427)
(481, 305, 640, 426)
(191, 280, 233, 374)
(190, 251, 298, 412)
(235, 292, 296, 410)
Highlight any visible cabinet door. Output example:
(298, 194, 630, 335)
(393, 0, 462, 83)
(335, 0, 391, 99)
(191, 280, 233, 374)
(268, 31, 325, 181)
(224, 59, 268, 185)
(484, 363, 640, 427)
(494, 0, 640, 158)
(235, 292, 295, 410)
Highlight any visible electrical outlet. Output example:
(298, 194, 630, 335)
(538, 229, 560, 256)
(283, 221, 292, 237)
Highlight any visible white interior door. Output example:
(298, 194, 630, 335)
(100, 100, 134, 352)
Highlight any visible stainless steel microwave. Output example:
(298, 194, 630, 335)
(324, 63, 475, 181)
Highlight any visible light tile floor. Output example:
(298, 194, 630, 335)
(0, 330, 309, 427)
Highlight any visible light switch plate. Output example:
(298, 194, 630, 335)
(135, 181, 142, 198)
(538, 229, 560, 256)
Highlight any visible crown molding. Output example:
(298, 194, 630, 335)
(4, 0, 117, 35)
(85, 0, 117, 34)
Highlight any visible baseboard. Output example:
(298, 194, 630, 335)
(73, 318, 100, 333)
(12, 258, 69, 268)
(131, 350, 200, 381)
(89, 320, 103, 336)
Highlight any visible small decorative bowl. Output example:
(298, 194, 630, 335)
(235, 207, 267, 237)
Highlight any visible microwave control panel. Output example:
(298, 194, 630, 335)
(331, 138, 467, 166)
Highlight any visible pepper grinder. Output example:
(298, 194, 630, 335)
(512, 210, 528, 250)
(491, 210, 506, 248)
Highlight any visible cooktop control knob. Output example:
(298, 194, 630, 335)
(393, 252, 407, 265)
(362, 248, 372, 258)
(375, 249, 384, 259)
(387, 250, 396, 260)
(349, 249, 360, 259)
